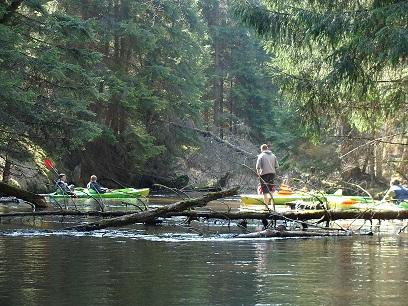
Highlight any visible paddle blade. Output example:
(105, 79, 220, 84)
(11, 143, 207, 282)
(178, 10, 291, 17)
(44, 159, 54, 170)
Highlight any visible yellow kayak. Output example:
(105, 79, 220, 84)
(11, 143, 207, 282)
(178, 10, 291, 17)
(240, 192, 312, 205)
(240, 186, 374, 210)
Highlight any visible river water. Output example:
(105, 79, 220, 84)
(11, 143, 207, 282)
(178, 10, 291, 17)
(1, 200, 408, 305)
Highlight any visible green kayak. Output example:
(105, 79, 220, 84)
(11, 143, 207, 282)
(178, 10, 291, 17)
(43, 187, 150, 199)
(398, 201, 408, 209)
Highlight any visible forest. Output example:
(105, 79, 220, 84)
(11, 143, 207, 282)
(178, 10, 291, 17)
(0, 0, 407, 192)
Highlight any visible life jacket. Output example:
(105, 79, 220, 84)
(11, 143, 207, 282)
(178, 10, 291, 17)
(391, 185, 408, 202)
(277, 184, 293, 195)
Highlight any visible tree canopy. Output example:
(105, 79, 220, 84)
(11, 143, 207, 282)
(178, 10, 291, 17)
(233, 0, 408, 133)
(1, 0, 287, 186)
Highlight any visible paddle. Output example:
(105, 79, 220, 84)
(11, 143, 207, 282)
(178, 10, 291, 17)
(43, 159, 59, 176)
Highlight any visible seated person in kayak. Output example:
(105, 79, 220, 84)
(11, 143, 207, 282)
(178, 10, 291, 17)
(87, 175, 109, 194)
(384, 178, 408, 203)
(55, 173, 75, 196)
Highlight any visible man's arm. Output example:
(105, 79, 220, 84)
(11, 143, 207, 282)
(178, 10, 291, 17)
(255, 156, 262, 175)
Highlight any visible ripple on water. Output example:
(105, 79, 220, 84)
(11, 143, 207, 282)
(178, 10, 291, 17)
(0, 228, 352, 243)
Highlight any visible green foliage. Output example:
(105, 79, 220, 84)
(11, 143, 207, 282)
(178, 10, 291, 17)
(233, 0, 408, 135)
(54, 0, 209, 177)
(1, 0, 314, 183)
(200, 0, 285, 143)
(0, 0, 102, 160)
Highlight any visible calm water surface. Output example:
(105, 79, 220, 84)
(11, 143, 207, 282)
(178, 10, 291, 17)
(0, 198, 408, 305)
(0, 224, 407, 306)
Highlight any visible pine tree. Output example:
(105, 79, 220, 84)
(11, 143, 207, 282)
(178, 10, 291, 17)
(233, 0, 408, 132)
(0, 1, 102, 164)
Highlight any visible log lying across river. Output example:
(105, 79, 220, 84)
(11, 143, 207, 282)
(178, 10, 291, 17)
(166, 209, 408, 222)
(2, 207, 408, 222)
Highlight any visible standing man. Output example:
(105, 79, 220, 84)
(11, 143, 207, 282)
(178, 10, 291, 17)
(256, 144, 279, 205)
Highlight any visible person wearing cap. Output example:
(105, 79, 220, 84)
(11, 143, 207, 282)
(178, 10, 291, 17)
(256, 144, 279, 205)
(55, 173, 75, 196)
(87, 175, 108, 194)
(384, 178, 408, 203)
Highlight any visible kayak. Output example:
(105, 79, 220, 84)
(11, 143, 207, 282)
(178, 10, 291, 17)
(240, 192, 315, 206)
(324, 194, 374, 210)
(43, 187, 150, 199)
(240, 185, 321, 206)
(399, 201, 408, 209)
(240, 189, 375, 210)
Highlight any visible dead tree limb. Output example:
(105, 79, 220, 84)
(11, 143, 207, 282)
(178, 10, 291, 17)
(169, 122, 256, 157)
(67, 187, 240, 231)
(0, 181, 50, 209)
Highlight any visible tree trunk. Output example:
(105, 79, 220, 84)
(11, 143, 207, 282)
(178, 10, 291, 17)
(375, 140, 383, 179)
(2, 155, 11, 183)
(0, 210, 128, 218)
(0, 181, 50, 209)
(229, 78, 234, 135)
(3, 207, 408, 223)
(214, 39, 223, 136)
(212, 1, 226, 139)
(165, 209, 408, 222)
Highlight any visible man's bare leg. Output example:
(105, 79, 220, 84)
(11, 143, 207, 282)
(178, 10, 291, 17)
(264, 192, 275, 211)
(263, 193, 270, 206)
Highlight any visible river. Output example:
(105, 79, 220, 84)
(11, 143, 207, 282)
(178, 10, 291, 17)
(0, 199, 408, 305)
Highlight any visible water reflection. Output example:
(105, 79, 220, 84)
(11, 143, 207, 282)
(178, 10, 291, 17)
(0, 230, 407, 306)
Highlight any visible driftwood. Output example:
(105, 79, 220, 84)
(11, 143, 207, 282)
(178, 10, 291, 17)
(0, 181, 50, 209)
(236, 229, 353, 238)
(67, 187, 239, 231)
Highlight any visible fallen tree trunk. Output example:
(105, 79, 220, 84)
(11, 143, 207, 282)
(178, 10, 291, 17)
(67, 187, 239, 231)
(2, 208, 408, 221)
(0, 210, 128, 218)
(166, 209, 408, 221)
(0, 181, 50, 209)
(236, 229, 353, 238)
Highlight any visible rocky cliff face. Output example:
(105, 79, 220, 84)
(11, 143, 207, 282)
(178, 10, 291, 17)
(0, 157, 51, 193)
